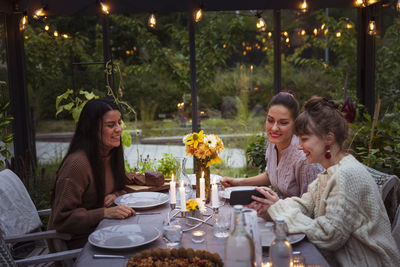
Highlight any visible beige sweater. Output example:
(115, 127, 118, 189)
(268, 154, 400, 266)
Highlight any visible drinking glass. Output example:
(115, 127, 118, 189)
(213, 205, 232, 238)
(163, 223, 182, 249)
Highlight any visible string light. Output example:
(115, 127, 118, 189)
(355, 0, 366, 7)
(397, 0, 400, 12)
(368, 19, 376, 35)
(285, 37, 290, 43)
(268, 32, 272, 37)
(321, 23, 326, 30)
(194, 8, 203, 23)
(99, 1, 110, 15)
(346, 23, 353, 29)
(300, 29, 306, 36)
(53, 30, 59, 37)
(336, 32, 341, 38)
(33, 7, 45, 19)
(283, 31, 288, 37)
(62, 34, 70, 39)
(313, 28, 318, 36)
(256, 16, 266, 32)
(19, 15, 28, 31)
(148, 13, 156, 28)
(324, 29, 329, 35)
(44, 25, 50, 31)
(300, 0, 308, 12)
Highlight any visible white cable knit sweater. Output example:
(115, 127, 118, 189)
(268, 154, 400, 267)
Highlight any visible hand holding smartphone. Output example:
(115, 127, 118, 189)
(229, 189, 266, 205)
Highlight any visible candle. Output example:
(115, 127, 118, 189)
(191, 230, 205, 243)
(200, 171, 205, 201)
(170, 174, 176, 204)
(179, 180, 186, 211)
(211, 177, 218, 208)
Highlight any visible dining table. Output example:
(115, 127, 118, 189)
(74, 191, 330, 267)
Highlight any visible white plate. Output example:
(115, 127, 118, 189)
(260, 230, 305, 247)
(220, 186, 256, 199)
(114, 192, 169, 209)
(187, 174, 222, 187)
(89, 224, 160, 249)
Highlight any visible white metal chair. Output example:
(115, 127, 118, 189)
(0, 169, 81, 266)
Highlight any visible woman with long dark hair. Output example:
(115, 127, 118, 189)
(48, 98, 135, 249)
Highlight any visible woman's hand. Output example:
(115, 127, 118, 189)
(104, 193, 117, 207)
(249, 187, 279, 218)
(220, 177, 239, 188)
(104, 204, 136, 219)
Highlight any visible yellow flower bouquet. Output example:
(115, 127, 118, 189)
(185, 198, 205, 226)
(183, 130, 224, 200)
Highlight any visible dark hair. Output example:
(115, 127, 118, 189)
(267, 91, 300, 120)
(52, 98, 126, 206)
(294, 96, 348, 149)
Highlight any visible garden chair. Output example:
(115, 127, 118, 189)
(1, 231, 81, 267)
(0, 169, 80, 266)
(363, 164, 400, 222)
(392, 204, 400, 251)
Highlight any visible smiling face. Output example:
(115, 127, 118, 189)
(99, 110, 122, 154)
(265, 104, 295, 150)
(297, 133, 326, 165)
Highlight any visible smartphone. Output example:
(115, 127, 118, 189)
(229, 189, 265, 205)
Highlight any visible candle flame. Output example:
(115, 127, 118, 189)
(171, 173, 175, 180)
(180, 180, 184, 188)
(201, 171, 204, 178)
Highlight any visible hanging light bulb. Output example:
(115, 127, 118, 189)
(397, 0, 400, 12)
(194, 8, 202, 23)
(321, 23, 326, 30)
(300, 0, 308, 12)
(53, 30, 59, 37)
(355, 0, 367, 7)
(346, 23, 353, 29)
(313, 28, 318, 36)
(100, 1, 110, 14)
(19, 15, 28, 31)
(33, 7, 46, 19)
(336, 32, 341, 38)
(256, 16, 266, 32)
(62, 34, 70, 39)
(268, 32, 272, 37)
(300, 29, 306, 36)
(44, 25, 50, 31)
(148, 14, 156, 28)
(368, 19, 376, 35)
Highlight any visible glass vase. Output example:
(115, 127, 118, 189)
(175, 157, 193, 199)
(186, 209, 203, 226)
(195, 158, 210, 202)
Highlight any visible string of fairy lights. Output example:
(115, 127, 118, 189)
(18, 0, 400, 48)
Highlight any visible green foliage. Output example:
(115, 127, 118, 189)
(126, 155, 157, 174)
(349, 107, 400, 177)
(156, 153, 178, 178)
(246, 134, 267, 173)
(56, 89, 98, 123)
(0, 102, 13, 168)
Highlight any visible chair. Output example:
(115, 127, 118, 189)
(392, 204, 400, 251)
(363, 165, 400, 222)
(0, 169, 80, 266)
(1, 231, 81, 267)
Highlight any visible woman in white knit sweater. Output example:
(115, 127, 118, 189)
(251, 96, 400, 266)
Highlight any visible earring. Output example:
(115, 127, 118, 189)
(325, 145, 331, 159)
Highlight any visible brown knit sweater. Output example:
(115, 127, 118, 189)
(48, 150, 126, 249)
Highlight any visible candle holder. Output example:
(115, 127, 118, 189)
(168, 205, 215, 232)
(191, 230, 205, 243)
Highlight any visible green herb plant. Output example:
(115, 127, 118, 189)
(156, 153, 177, 178)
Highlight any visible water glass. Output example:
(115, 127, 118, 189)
(163, 224, 182, 249)
(213, 205, 232, 238)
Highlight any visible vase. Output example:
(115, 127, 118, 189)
(195, 158, 211, 202)
(186, 209, 203, 226)
(175, 157, 193, 199)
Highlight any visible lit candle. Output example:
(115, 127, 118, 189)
(211, 177, 218, 208)
(200, 171, 205, 201)
(179, 180, 186, 211)
(170, 174, 176, 204)
(191, 230, 205, 243)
